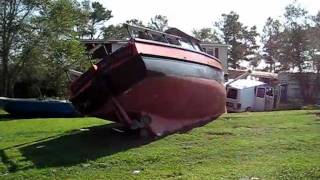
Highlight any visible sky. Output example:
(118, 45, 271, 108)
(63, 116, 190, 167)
(97, 0, 319, 34)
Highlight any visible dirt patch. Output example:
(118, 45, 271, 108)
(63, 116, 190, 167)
(232, 125, 254, 129)
(206, 131, 234, 136)
(303, 111, 320, 121)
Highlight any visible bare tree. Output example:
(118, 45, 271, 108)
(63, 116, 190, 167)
(148, 15, 168, 32)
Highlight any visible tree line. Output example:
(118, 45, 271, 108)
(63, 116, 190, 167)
(192, 2, 319, 104)
(193, 5, 320, 74)
(0, 0, 172, 97)
(0, 0, 319, 101)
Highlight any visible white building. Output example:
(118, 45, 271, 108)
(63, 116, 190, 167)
(278, 72, 320, 104)
(200, 43, 228, 74)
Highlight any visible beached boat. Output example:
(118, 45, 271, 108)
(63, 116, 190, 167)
(0, 97, 79, 117)
(70, 24, 226, 136)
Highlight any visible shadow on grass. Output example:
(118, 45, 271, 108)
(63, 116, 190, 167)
(1, 134, 64, 173)
(0, 113, 44, 121)
(18, 123, 155, 169)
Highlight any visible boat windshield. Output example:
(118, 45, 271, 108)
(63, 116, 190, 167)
(179, 40, 195, 50)
(125, 24, 202, 52)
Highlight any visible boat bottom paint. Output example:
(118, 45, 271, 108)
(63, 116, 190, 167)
(91, 76, 226, 136)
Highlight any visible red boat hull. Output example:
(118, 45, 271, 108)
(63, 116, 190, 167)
(92, 76, 226, 136)
(70, 39, 226, 136)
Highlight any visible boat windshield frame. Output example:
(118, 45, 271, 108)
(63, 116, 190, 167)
(124, 24, 202, 53)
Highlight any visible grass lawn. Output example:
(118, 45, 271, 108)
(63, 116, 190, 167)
(0, 110, 319, 179)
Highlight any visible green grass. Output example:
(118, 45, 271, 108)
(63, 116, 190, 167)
(0, 110, 319, 179)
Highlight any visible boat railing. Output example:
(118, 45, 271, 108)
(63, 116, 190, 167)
(124, 23, 183, 46)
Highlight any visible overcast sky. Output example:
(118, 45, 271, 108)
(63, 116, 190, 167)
(97, 0, 319, 34)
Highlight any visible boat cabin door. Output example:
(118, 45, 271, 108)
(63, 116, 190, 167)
(254, 86, 274, 111)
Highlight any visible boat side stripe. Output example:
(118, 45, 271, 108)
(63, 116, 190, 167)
(134, 42, 223, 69)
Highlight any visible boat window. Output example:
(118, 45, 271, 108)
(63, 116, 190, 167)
(137, 31, 152, 40)
(227, 89, 238, 99)
(257, 87, 265, 98)
(193, 44, 201, 51)
(150, 33, 167, 43)
(142, 56, 224, 83)
(179, 40, 194, 50)
(167, 38, 181, 45)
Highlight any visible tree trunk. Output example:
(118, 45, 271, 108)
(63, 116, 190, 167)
(1, 50, 9, 97)
(316, 69, 320, 103)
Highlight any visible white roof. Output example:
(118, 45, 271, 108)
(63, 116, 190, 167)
(226, 79, 266, 89)
(251, 70, 278, 79)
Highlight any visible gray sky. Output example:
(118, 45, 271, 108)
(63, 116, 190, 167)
(97, 0, 319, 34)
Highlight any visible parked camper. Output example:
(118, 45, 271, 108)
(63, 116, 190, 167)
(226, 79, 274, 112)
